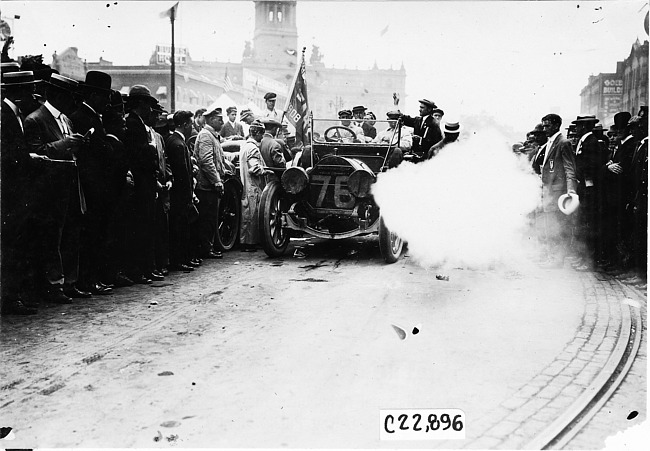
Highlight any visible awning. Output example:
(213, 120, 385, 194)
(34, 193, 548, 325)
(156, 86, 167, 95)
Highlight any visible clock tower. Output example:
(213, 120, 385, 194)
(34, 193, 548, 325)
(251, 1, 299, 79)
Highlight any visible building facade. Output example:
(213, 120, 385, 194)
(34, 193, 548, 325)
(52, 0, 406, 118)
(580, 39, 648, 126)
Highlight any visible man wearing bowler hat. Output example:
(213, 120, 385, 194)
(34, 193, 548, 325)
(69, 70, 115, 295)
(537, 113, 578, 269)
(125, 84, 161, 284)
(400, 99, 443, 161)
(598, 111, 634, 270)
(1, 69, 40, 314)
(571, 115, 604, 271)
(24, 73, 88, 304)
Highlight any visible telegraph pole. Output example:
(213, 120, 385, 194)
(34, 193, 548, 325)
(170, 5, 176, 111)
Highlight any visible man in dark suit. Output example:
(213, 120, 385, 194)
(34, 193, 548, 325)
(400, 99, 443, 161)
(221, 106, 245, 140)
(24, 73, 88, 304)
(598, 112, 633, 269)
(571, 115, 605, 270)
(147, 102, 172, 279)
(166, 110, 196, 272)
(1, 69, 39, 314)
(69, 70, 114, 295)
(538, 113, 578, 269)
(124, 85, 161, 284)
(260, 118, 286, 169)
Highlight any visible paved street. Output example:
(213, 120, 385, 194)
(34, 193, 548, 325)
(0, 237, 646, 448)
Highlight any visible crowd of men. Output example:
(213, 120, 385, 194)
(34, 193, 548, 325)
(0, 59, 294, 315)
(515, 109, 648, 288)
(3, 53, 645, 315)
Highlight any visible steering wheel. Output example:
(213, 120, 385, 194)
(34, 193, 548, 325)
(324, 126, 357, 143)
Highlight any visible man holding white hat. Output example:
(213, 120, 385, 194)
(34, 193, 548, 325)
(538, 113, 578, 269)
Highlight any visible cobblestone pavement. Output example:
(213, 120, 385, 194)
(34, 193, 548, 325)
(564, 279, 647, 450)
(435, 269, 647, 450)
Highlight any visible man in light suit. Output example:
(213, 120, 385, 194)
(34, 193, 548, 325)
(193, 105, 226, 259)
(221, 106, 245, 140)
(538, 113, 578, 268)
(24, 73, 87, 304)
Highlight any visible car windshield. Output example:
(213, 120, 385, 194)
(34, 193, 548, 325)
(311, 119, 398, 145)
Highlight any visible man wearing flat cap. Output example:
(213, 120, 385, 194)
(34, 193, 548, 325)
(263, 92, 281, 120)
(222, 106, 245, 140)
(259, 117, 287, 170)
(193, 105, 226, 259)
(239, 108, 255, 138)
(400, 99, 443, 161)
(336, 109, 365, 143)
(571, 115, 605, 271)
(239, 120, 273, 251)
(24, 73, 88, 304)
(69, 70, 115, 295)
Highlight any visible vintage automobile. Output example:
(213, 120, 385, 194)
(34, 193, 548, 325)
(258, 117, 406, 263)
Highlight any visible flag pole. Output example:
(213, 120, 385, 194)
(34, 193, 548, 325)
(281, 47, 307, 141)
(170, 5, 176, 111)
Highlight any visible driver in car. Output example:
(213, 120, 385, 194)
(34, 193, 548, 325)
(337, 109, 365, 143)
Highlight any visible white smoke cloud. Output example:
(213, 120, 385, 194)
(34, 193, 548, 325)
(372, 127, 541, 269)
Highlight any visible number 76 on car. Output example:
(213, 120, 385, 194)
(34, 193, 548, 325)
(379, 409, 465, 440)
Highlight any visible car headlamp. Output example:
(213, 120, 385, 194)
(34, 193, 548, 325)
(281, 166, 309, 194)
(347, 168, 375, 198)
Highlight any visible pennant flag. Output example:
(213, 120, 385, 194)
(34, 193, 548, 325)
(223, 67, 234, 92)
(160, 2, 179, 19)
(284, 49, 310, 148)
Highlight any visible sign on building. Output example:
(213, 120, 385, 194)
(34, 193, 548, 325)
(155, 44, 188, 65)
(601, 77, 623, 115)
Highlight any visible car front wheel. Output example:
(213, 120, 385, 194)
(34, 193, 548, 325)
(259, 181, 290, 257)
(378, 217, 404, 263)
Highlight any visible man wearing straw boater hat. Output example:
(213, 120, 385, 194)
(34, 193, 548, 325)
(1, 69, 40, 314)
(24, 73, 88, 304)
(537, 113, 578, 269)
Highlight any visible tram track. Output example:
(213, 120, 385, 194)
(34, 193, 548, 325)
(524, 275, 644, 450)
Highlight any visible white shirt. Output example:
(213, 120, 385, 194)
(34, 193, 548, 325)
(3, 98, 22, 132)
(44, 101, 70, 136)
(543, 131, 561, 168)
(575, 131, 593, 155)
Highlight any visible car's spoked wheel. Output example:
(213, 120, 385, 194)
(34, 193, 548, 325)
(259, 181, 290, 257)
(215, 180, 241, 251)
(378, 217, 404, 263)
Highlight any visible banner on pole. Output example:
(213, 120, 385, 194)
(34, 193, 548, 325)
(284, 49, 310, 147)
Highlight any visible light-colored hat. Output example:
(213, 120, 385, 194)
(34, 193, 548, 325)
(558, 192, 580, 215)
(443, 121, 461, 134)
